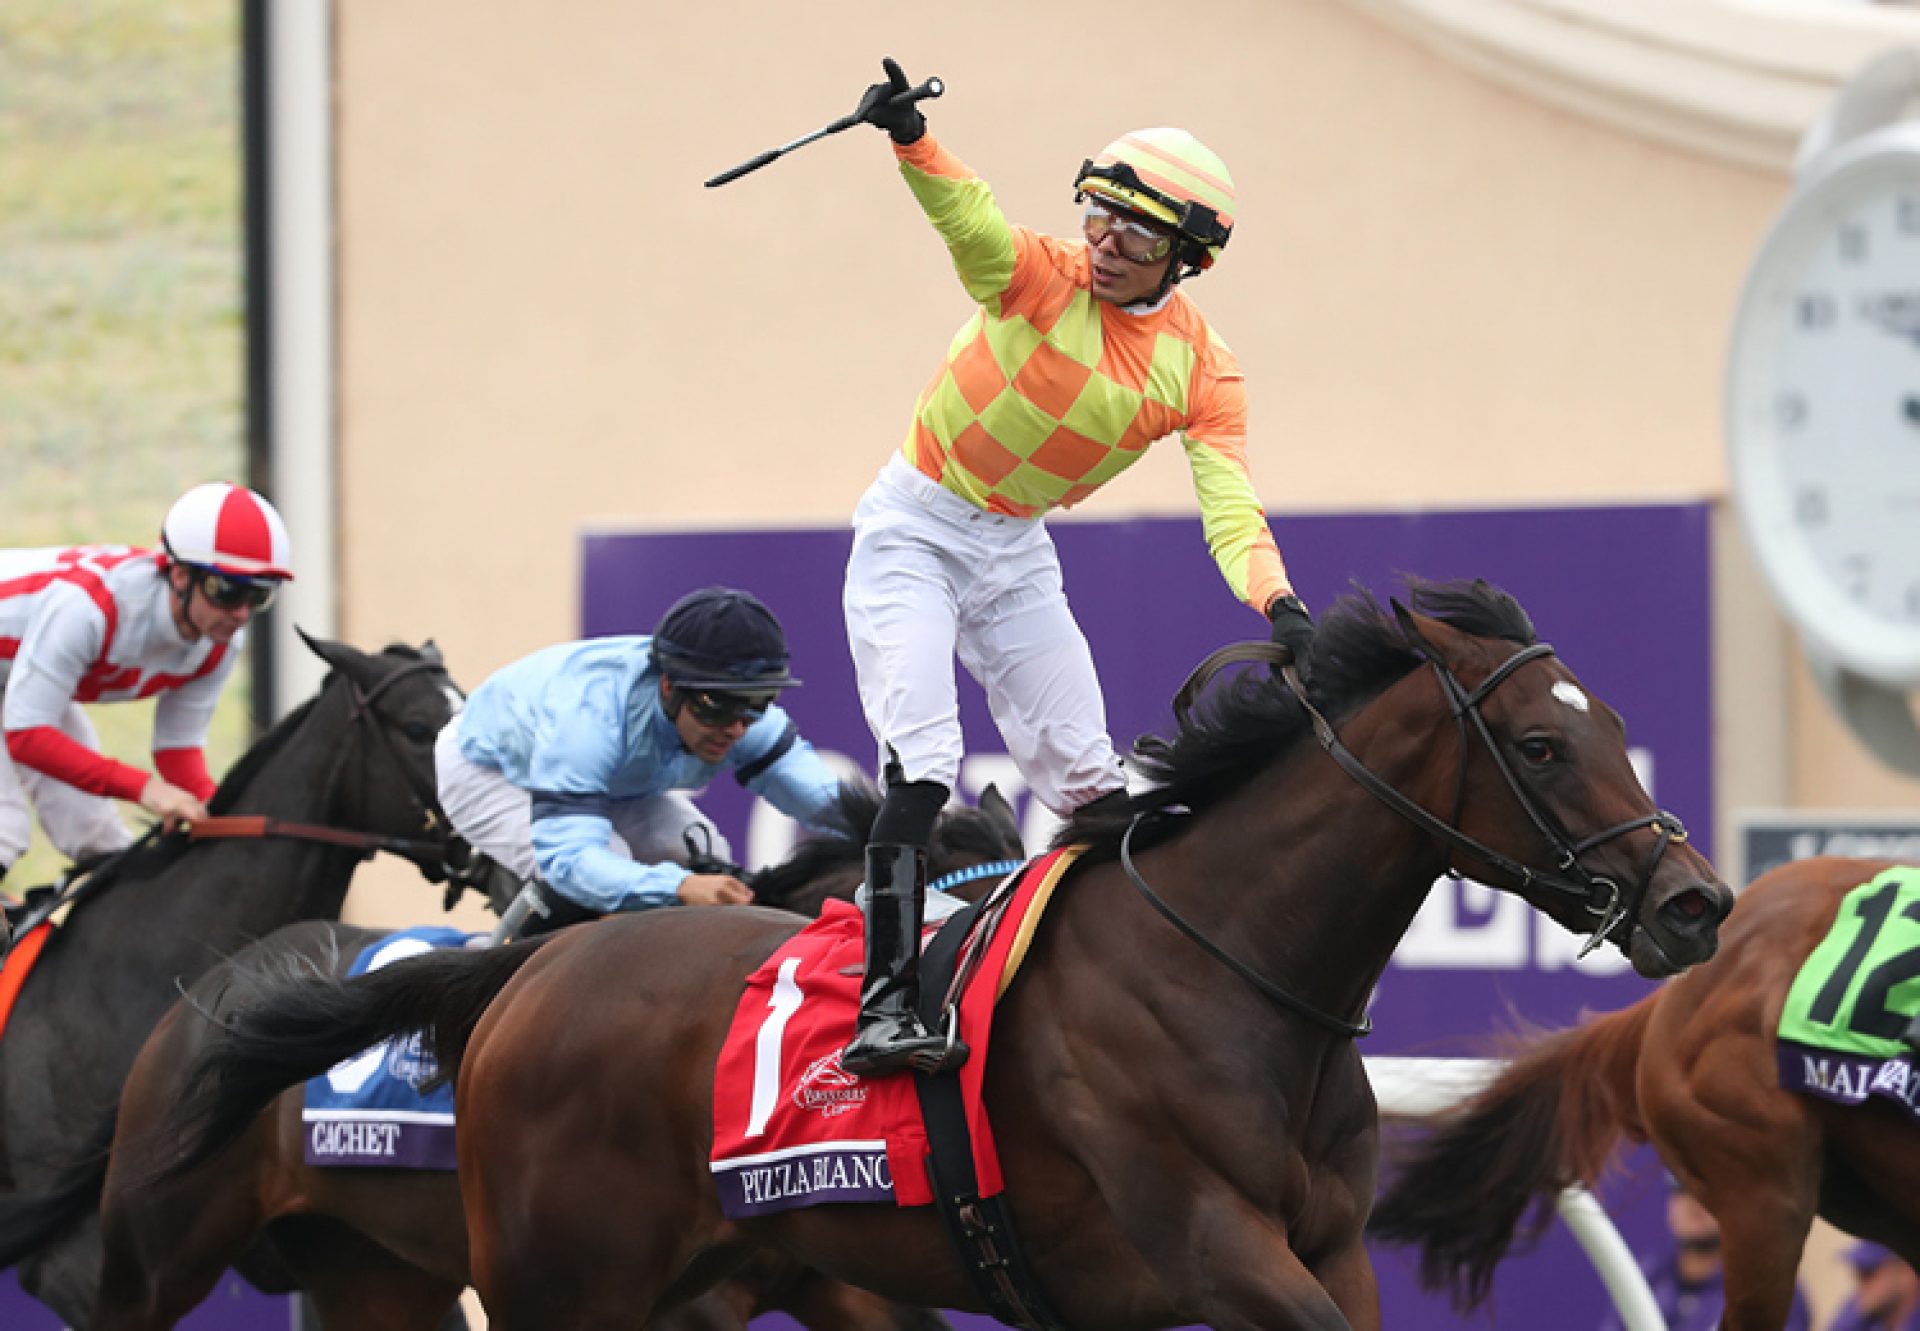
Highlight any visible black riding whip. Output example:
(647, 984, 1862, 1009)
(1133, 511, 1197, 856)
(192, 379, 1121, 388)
(704, 74, 944, 188)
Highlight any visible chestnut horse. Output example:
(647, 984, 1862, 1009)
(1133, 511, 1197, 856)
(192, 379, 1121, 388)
(1371, 854, 1920, 1331)
(151, 580, 1733, 1331)
(30, 783, 1019, 1330)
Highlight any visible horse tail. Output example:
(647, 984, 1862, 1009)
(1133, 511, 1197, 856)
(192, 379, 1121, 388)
(147, 935, 553, 1187)
(1367, 997, 1656, 1310)
(0, 1107, 117, 1269)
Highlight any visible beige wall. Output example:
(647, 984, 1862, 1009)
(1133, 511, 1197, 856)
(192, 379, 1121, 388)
(331, 0, 1919, 878)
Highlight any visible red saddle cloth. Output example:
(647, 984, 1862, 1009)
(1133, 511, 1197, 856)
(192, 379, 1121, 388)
(709, 847, 1073, 1219)
(0, 923, 52, 1042)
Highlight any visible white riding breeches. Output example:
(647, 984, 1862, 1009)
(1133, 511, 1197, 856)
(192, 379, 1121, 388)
(0, 701, 134, 870)
(432, 722, 730, 884)
(844, 455, 1124, 817)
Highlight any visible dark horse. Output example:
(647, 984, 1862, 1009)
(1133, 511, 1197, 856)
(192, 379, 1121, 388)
(151, 581, 1734, 1330)
(1369, 854, 1920, 1331)
(0, 634, 461, 1325)
(8, 781, 1020, 1330)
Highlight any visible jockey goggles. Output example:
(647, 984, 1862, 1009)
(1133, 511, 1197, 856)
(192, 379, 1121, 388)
(679, 687, 777, 728)
(195, 569, 279, 612)
(1082, 201, 1176, 265)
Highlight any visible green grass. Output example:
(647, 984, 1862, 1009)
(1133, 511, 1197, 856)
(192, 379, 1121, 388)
(2, 0, 246, 895)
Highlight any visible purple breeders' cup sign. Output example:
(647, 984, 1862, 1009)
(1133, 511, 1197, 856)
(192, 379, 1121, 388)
(584, 502, 1712, 1331)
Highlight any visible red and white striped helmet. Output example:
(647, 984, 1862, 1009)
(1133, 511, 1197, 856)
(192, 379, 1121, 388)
(160, 483, 294, 580)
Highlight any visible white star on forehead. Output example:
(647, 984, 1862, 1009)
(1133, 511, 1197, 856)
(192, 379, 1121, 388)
(1551, 681, 1590, 713)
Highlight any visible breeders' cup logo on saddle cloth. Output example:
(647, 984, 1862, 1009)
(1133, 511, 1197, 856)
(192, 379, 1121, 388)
(793, 1052, 867, 1119)
(384, 1031, 442, 1091)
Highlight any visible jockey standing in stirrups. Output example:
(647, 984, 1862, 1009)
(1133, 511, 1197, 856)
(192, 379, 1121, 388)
(837, 60, 1314, 1077)
(0, 482, 295, 958)
(434, 586, 845, 938)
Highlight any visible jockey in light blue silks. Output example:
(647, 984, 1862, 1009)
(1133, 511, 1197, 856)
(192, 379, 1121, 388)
(434, 587, 841, 934)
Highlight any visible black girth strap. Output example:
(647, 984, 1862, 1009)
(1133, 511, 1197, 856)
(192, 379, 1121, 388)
(911, 887, 1072, 1331)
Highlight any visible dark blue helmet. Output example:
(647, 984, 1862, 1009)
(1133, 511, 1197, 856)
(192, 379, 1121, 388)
(651, 587, 802, 691)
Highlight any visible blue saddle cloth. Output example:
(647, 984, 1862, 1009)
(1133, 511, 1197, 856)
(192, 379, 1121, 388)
(302, 926, 477, 1170)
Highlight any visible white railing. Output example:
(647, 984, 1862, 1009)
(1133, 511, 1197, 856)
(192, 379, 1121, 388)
(1367, 1057, 1665, 1331)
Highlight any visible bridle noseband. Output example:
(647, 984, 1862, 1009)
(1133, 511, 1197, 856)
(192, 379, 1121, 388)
(1128, 637, 1689, 1039)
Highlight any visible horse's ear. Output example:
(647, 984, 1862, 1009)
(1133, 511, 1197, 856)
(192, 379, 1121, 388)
(1389, 599, 1442, 661)
(977, 783, 1025, 857)
(295, 625, 335, 664)
(418, 639, 445, 666)
(296, 628, 377, 684)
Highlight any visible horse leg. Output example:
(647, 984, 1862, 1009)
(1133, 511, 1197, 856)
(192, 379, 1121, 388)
(646, 1276, 755, 1331)
(1089, 1172, 1361, 1331)
(1646, 1024, 1822, 1331)
(271, 1218, 465, 1331)
(1309, 1234, 1381, 1331)
(91, 1204, 245, 1331)
(1177, 1205, 1361, 1331)
(466, 1118, 713, 1329)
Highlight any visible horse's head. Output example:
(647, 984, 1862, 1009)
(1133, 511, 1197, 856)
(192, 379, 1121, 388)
(1391, 595, 1731, 977)
(297, 631, 463, 850)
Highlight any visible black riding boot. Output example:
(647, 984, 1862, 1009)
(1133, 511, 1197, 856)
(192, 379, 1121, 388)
(841, 843, 968, 1077)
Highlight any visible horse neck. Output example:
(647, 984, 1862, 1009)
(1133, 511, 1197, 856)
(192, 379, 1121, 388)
(108, 685, 378, 949)
(1151, 696, 1462, 1039)
(219, 684, 363, 824)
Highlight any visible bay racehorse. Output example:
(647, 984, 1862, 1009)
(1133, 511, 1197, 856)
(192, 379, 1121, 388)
(10, 781, 1020, 1330)
(1369, 854, 1920, 1331)
(149, 580, 1733, 1330)
(0, 634, 463, 1326)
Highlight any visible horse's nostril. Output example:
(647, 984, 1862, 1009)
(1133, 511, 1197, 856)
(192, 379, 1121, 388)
(1664, 885, 1730, 929)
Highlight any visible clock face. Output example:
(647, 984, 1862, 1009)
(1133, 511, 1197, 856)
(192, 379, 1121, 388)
(1728, 126, 1920, 685)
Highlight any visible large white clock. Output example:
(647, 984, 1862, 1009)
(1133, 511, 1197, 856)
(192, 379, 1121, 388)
(1727, 50, 1920, 773)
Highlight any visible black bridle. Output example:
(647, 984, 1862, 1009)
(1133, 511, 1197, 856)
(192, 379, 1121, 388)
(339, 656, 483, 885)
(1126, 638, 1689, 1039)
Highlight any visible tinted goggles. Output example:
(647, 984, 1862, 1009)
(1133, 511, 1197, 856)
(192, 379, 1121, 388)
(1083, 201, 1175, 265)
(197, 570, 278, 612)
(680, 688, 777, 727)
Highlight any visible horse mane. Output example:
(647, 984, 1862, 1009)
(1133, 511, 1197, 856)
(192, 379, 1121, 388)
(749, 777, 1023, 912)
(748, 779, 879, 908)
(1058, 578, 1537, 857)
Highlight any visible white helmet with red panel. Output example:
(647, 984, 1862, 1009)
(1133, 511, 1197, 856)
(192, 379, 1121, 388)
(161, 483, 294, 580)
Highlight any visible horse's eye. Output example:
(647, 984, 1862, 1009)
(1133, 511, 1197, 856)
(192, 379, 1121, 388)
(1517, 736, 1559, 765)
(401, 722, 435, 744)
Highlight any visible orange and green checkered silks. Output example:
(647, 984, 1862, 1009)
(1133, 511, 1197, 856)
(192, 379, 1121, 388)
(892, 136, 1291, 613)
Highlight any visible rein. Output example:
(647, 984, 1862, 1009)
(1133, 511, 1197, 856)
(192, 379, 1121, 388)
(188, 815, 447, 863)
(192, 656, 468, 881)
(1120, 813, 1370, 1038)
(1124, 635, 1689, 1038)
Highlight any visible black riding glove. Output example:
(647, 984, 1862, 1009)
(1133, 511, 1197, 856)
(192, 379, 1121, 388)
(1267, 594, 1315, 683)
(853, 57, 926, 145)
